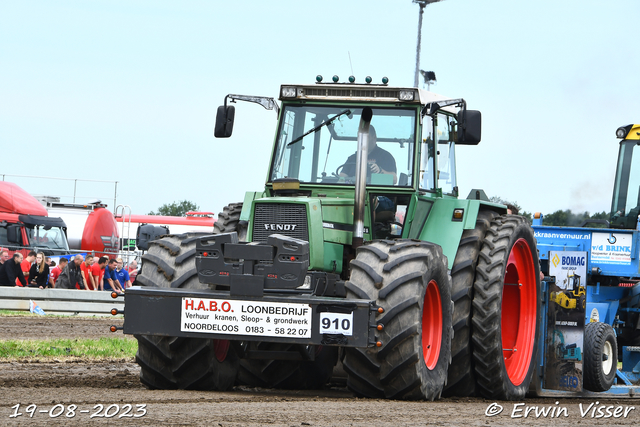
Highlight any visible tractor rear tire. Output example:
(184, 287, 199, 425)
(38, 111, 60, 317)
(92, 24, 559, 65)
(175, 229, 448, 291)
(471, 215, 541, 400)
(443, 210, 497, 397)
(343, 240, 453, 400)
(237, 344, 339, 389)
(583, 322, 617, 392)
(134, 233, 239, 391)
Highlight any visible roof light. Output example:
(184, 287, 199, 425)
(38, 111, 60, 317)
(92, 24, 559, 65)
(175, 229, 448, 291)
(365, 76, 372, 84)
(349, 75, 355, 83)
(399, 90, 415, 101)
(281, 86, 297, 98)
(316, 75, 323, 82)
(332, 75, 339, 83)
(382, 77, 389, 84)
(616, 127, 628, 139)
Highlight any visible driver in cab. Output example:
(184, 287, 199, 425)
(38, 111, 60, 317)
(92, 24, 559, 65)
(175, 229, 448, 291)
(339, 126, 397, 184)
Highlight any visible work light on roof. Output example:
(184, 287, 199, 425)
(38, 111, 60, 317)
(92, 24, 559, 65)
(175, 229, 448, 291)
(332, 75, 339, 83)
(399, 90, 415, 101)
(616, 127, 627, 139)
(316, 75, 323, 82)
(281, 86, 297, 98)
(365, 76, 372, 84)
(382, 77, 389, 84)
(349, 75, 355, 83)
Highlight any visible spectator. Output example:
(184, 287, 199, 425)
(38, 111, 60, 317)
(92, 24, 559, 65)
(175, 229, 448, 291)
(50, 258, 68, 288)
(55, 255, 86, 290)
(28, 252, 50, 289)
(0, 253, 27, 287)
(115, 257, 132, 289)
(127, 260, 139, 281)
(92, 256, 108, 291)
(0, 249, 9, 265)
(103, 259, 123, 293)
(80, 254, 96, 291)
(506, 204, 519, 215)
(17, 251, 36, 287)
(45, 257, 52, 266)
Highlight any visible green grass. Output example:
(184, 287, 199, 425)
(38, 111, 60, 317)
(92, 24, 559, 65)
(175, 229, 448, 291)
(0, 337, 137, 359)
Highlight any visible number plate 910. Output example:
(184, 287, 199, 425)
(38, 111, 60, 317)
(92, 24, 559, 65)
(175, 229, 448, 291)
(319, 312, 353, 336)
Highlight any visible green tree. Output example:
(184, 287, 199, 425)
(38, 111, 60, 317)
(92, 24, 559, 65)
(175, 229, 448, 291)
(148, 200, 200, 217)
(543, 209, 609, 228)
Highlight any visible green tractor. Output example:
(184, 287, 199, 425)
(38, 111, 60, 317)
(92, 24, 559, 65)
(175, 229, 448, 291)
(123, 77, 542, 401)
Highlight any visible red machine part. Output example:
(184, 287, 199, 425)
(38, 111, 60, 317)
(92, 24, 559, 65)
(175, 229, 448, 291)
(0, 182, 48, 216)
(81, 207, 119, 258)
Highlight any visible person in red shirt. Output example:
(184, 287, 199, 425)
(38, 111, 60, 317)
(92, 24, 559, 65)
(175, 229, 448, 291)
(50, 258, 68, 288)
(17, 251, 36, 287)
(79, 254, 96, 290)
(92, 256, 108, 291)
(127, 260, 138, 281)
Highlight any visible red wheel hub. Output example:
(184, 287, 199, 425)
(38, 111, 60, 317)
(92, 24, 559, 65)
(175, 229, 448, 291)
(422, 279, 443, 370)
(213, 339, 230, 362)
(501, 238, 537, 386)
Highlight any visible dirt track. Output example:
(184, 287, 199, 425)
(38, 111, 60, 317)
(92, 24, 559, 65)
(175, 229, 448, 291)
(1, 316, 639, 426)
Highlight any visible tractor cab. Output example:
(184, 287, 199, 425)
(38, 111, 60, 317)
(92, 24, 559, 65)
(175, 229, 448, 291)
(610, 124, 640, 229)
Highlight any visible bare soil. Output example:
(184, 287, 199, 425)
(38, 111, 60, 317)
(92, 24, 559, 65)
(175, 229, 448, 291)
(1, 315, 639, 426)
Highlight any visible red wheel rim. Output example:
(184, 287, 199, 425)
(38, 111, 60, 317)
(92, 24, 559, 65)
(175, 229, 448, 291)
(501, 238, 537, 386)
(422, 279, 443, 370)
(213, 339, 230, 362)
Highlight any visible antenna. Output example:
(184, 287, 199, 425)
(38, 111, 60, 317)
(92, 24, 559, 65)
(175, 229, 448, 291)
(348, 51, 354, 76)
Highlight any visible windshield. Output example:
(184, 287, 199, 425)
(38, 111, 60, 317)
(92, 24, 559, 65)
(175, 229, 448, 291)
(270, 105, 416, 186)
(25, 225, 69, 251)
(611, 140, 640, 228)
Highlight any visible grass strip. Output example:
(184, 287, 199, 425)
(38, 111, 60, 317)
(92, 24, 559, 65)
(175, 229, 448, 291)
(0, 337, 137, 359)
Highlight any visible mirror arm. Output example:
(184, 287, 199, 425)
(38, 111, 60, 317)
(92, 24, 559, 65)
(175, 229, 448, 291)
(421, 98, 466, 117)
(225, 94, 280, 116)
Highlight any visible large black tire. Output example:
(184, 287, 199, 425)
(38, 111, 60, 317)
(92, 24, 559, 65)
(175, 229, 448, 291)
(443, 210, 497, 397)
(214, 203, 246, 241)
(583, 322, 617, 392)
(343, 240, 453, 400)
(472, 215, 541, 400)
(134, 233, 239, 391)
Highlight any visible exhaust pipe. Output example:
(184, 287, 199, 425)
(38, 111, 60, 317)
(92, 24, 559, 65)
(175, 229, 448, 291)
(352, 107, 373, 249)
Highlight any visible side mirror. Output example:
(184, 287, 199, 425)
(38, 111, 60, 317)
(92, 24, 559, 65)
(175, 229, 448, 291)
(214, 105, 236, 138)
(456, 110, 481, 145)
(7, 225, 20, 244)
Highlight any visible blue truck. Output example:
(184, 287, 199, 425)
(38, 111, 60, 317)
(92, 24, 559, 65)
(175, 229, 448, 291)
(532, 124, 640, 397)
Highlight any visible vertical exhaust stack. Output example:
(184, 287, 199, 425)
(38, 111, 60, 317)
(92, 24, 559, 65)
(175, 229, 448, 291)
(352, 107, 373, 249)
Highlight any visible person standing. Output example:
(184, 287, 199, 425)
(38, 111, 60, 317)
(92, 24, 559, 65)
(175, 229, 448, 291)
(28, 252, 50, 289)
(80, 255, 96, 290)
(127, 260, 139, 281)
(0, 253, 27, 287)
(17, 251, 36, 286)
(103, 259, 123, 293)
(0, 249, 9, 265)
(50, 258, 68, 288)
(92, 256, 108, 291)
(115, 258, 132, 290)
(56, 255, 86, 290)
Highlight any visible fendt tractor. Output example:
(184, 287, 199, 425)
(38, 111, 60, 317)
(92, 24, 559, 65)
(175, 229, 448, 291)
(531, 124, 640, 397)
(119, 77, 543, 401)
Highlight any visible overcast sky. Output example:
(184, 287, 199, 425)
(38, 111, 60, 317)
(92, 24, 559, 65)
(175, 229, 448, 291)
(2, 0, 639, 217)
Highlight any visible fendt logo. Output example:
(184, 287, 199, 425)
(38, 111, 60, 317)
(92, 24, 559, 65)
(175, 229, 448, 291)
(552, 253, 561, 268)
(264, 224, 298, 232)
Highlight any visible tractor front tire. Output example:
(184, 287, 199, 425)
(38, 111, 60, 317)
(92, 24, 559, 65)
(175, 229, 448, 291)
(444, 210, 497, 397)
(134, 233, 239, 391)
(472, 215, 541, 400)
(214, 203, 246, 240)
(583, 322, 617, 392)
(343, 240, 453, 400)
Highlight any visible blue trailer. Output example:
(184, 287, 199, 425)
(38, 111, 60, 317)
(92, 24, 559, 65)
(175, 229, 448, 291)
(531, 124, 640, 397)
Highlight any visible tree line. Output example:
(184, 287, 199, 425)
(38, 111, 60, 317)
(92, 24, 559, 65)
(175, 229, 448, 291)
(490, 197, 609, 227)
